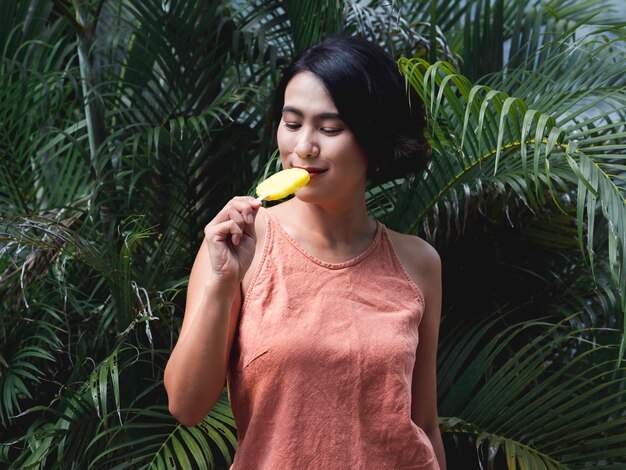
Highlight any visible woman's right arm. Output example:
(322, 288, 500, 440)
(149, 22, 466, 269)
(164, 197, 262, 427)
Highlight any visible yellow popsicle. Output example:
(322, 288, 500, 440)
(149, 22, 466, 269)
(256, 168, 310, 201)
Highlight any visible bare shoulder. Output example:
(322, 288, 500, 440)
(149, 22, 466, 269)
(264, 199, 294, 222)
(385, 228, 441, 291)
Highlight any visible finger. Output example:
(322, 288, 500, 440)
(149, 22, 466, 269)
(240, 198, 262, 224)
(227, 208, 246, 228)
(242, 206, 260, 238)
(229, 220, 245, 246)
(226, 203, 258, 241)
(205, 220, 243, 244)
(228, 197, 262, 225)
(209, 197, 261, 227)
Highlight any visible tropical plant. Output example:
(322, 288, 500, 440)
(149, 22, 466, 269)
(1, 0, 625, 468)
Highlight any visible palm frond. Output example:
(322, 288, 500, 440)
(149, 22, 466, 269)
(439, 315, 626, 467)
(0, 216, 109, 280)
(462, 0, 504, 81)
(4, 1, 626, 468)
(393, 58, 568, 233)
(0, 326, 61, 428)
(0, 58, 90, 216)
(389, 29, 626, 355)
(284, 0, 344, 54)
(88, 399, 236, 470)
(9, 343, 147, 468)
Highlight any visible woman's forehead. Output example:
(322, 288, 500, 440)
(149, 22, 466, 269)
(283, 72, 337, 115)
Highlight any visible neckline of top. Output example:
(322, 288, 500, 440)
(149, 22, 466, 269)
(262, 208, 384, 270)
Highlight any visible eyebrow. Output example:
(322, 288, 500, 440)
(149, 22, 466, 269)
(282, 106, 342, 120)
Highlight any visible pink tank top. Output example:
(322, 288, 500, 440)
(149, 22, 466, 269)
(226, 210, 439, 469)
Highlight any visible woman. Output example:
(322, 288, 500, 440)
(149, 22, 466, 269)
(164, 35, 446, 469)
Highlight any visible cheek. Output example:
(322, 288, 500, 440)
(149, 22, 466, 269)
(276, 127, 291, 155)
(336, 139, 368, 173)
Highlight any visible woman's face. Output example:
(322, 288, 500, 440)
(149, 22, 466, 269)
(276, 71, 368, 204)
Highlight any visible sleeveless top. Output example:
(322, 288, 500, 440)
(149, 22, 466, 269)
(226, 209, 439, 469)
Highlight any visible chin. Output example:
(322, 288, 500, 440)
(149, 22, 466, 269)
(293, 193, 321, 204)
(293, 188, 327, 204)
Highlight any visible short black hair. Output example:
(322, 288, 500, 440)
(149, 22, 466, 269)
(273, 35, 429, 184)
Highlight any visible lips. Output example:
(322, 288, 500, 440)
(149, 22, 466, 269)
(294, 166, 328, 177)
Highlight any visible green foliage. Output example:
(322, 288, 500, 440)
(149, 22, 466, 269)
(1, 0, 625, 468)
(439, 315, 626, 468)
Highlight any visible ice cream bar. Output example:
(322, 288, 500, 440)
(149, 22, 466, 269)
(256, 168, 310, 201)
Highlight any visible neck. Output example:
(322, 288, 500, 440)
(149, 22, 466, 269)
(285, 194, 373, 245)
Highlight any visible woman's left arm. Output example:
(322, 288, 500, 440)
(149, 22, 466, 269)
(407, 239, 446, 469)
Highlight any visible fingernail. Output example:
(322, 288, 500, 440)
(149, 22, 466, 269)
(247, 214, 253, 224)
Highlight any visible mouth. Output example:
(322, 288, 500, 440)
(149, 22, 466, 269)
(294, 166, 328, 178)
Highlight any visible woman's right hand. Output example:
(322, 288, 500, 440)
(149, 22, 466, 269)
(203, 196, 262, 286)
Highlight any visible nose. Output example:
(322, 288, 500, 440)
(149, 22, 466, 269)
(294, 130, 319, 159)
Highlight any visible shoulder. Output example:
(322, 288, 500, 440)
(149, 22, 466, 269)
(385, 227, 440, 274)
(384, 227, 441, 296)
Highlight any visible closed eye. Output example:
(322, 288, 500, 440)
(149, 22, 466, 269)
(284, 122, 301, 130)
(321, 127, 343, 135)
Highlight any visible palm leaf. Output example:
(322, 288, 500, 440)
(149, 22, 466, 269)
(391, 29, 626, 356)
(0, 59, 90, 215)
(284, 0, 344, 54)
(4, 1, 625, 468)
(0, 216, 110, 281)
(344, 1, 435, 58)
(393, 58, 567, 233)
(439, 315, 626, 467)
(87, 398, 236, 470)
